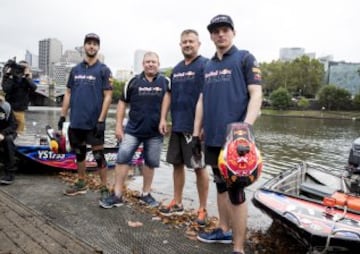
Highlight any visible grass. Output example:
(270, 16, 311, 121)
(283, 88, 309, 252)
(261, 109, 360, 120)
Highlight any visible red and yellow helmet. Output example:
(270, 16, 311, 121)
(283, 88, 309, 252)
(218, 122, 262, 187)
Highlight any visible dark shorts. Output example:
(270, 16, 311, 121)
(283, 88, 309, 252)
(205, 145, 246, 203)
(204, 146, 221, 167)
(166, 132, 193, 168)
(68, 127, 104, 148)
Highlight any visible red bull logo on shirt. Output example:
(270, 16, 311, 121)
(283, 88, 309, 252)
(205, 68, 232, 82)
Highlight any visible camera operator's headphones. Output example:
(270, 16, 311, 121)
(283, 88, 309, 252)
(218, 122, 262, 187)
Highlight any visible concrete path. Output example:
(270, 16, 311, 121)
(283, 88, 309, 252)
(0, 173, 237, 254)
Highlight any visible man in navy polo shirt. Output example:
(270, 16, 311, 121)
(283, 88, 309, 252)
(58, 33, 113, 199)
(158, 29, 209, 227)
(100, 51, 170, 208)
(193, 15, 262, 254)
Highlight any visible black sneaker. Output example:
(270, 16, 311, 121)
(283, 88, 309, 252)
(64, 180, 87, 196)
(99, 186, 110, 201)
(139, 193, 159, 208)
(0, 174, 14, 185)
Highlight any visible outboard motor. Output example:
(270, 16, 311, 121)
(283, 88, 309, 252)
(346, 137, 360, 194)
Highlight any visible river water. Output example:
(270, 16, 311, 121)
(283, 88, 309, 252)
(19, 107, 360, 231)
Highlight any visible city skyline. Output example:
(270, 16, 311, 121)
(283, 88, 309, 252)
(1, 0, 359, 73)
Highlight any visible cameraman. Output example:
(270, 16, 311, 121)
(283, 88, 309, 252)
(1, 60, 37, 134)
(0, 94, 17, 185)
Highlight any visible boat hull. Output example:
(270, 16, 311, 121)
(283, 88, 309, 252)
(16, 145, 143, 171)
(252, 163, 360, 252)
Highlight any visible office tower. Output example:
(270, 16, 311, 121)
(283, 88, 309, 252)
(38, 38, 63, 78)
(134, 49, 146, 74)
(25, 50, 39, 68)
(279, 47, 305, 61)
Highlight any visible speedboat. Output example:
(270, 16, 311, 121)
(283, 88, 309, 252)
(15, 124, 144, 171)
(252, 138, 360, 253)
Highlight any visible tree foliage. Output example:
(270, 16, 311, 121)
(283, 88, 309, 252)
(317, 85, 352, 110)
(261, 56, 324, 98)
(112, 79, 125, 103)
(269, 87, 292, 110)
(297, 96, 310, 109)
(353, 93, 360, 110)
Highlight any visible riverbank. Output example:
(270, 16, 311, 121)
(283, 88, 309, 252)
(261, 109, 360, 120)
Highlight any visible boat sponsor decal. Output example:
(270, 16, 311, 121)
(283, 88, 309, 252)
(256, 190, 360, 239)
(16, 145, 144, 170)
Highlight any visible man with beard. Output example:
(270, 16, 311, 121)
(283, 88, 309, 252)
(58, 33, 113, 200)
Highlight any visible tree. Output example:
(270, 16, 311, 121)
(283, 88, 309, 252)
(260, 56, 325, 98)
(297, 96, 310, 109)
(317, 85, 352, 110)
(353, 93, 360, 110)
(269, 87, 292, 110)
(291, 56, 324, 98)
(112, 79, 125, 103)
(260, 60, 290, 96)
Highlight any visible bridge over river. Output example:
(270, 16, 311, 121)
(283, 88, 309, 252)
(1, 83, 66, 106)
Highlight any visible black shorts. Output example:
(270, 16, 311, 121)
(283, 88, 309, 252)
(204, 146, 221, 167)
(205, 145, 246, 203)
(68, 127, 104, 148)
(166, 132, 193, 168)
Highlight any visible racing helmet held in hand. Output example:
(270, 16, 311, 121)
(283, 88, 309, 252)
(218, 122, 262, 187)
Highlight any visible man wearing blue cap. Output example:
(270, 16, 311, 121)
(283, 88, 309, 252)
(58, 33, 113, 199)
(193, 14, 263, 254)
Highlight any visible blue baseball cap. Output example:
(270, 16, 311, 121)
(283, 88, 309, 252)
(84, 33, 100, 45)
(207, 14, 234, 32)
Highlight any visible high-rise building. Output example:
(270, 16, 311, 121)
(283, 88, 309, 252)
(38, 38, 63, 78)
(134, 49, 146, 74)
(279, 47, 305, 61)
(25, 50, 39, 68)
(60, 49, 82, 63)
(115, 69, 133, 82)
(53, 62, 76, 86)
(327, 61, 360, 95)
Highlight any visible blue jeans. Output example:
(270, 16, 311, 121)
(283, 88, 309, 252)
(116, 133, 163, 168)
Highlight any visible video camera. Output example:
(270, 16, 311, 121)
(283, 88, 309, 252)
(3, 58, 26, 78)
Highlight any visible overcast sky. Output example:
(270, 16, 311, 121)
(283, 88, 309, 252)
(0, 0, 359, 72)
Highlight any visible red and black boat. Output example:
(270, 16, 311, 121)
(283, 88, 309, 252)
(15, 125, 143, 171)
(252, 138, 360, 253)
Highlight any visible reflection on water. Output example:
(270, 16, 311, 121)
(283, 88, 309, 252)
(256, 115, 360, 179)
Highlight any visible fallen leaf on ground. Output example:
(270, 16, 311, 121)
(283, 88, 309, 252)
(127, 221, 143, 227)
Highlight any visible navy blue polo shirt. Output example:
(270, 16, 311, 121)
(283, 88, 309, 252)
(170, 55, 208, 133)
(203, 46, 262, 147)
(67, 60, 113, 129)
(121, 72, 171, 138)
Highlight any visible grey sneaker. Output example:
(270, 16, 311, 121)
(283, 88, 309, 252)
(99, 194, 123, 209)
(64, 180, 87, 196)
(139, 193, 159, 208)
